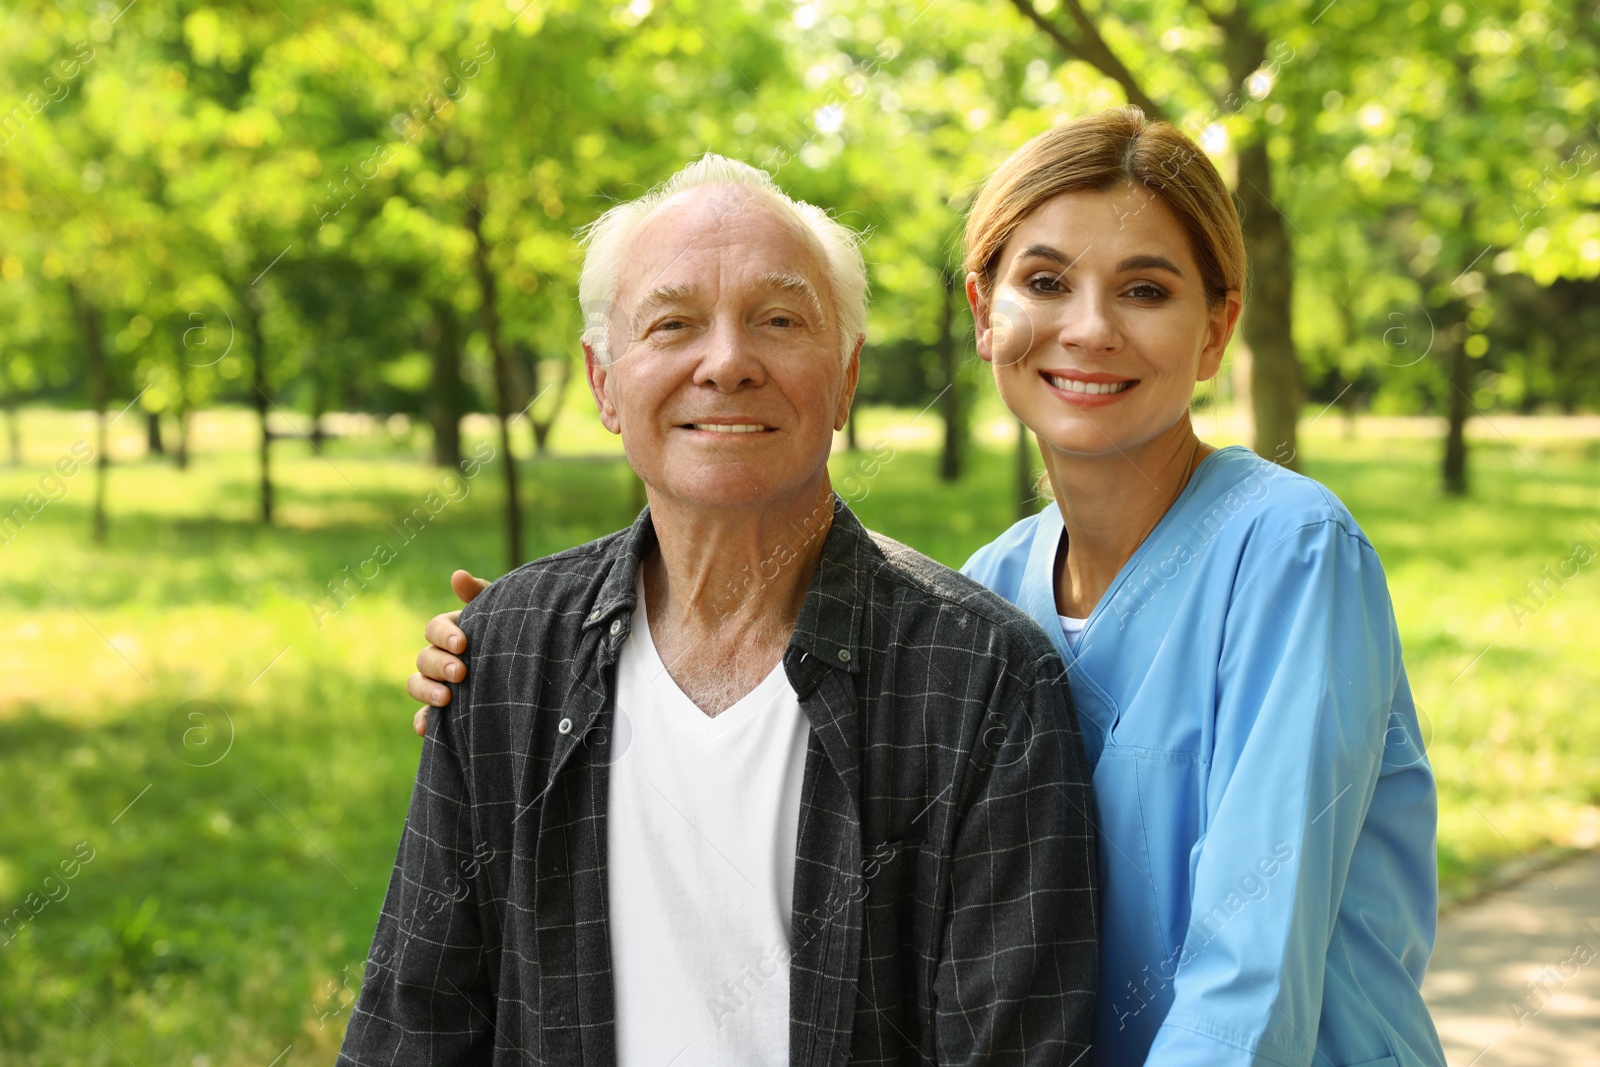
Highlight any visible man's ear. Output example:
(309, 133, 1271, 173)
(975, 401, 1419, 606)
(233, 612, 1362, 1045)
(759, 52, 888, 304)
(966, 273, 995, 364)
(1198, 290, 1243, 382)
(834, 334, 864, 431)
(584, 342, 622, 435)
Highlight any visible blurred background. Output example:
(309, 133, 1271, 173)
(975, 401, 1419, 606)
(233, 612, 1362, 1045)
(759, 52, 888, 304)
(1, 0, 1597, 1062)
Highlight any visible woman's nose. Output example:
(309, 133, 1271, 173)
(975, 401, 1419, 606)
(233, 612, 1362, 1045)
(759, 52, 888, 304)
(1055, 293, 1122, 355)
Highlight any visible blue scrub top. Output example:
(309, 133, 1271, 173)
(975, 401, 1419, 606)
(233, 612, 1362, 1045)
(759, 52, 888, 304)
(963, 446, 1446, 1067)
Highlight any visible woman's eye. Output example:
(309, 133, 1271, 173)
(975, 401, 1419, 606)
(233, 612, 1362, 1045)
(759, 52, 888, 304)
(1026, 274, 1064, 293)
(1126, 284, 1169, 301)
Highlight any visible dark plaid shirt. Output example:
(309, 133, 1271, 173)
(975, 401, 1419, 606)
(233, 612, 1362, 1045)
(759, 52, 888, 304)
(339, 500, 1097, 1065)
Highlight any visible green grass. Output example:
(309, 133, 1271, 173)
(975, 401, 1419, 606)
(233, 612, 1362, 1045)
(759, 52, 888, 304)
(0, 399, 1596, 1062)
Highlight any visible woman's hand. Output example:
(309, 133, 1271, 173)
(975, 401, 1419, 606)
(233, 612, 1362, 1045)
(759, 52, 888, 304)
(408, 570, 492, 736)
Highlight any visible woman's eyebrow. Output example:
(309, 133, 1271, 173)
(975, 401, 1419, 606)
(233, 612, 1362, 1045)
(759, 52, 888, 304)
(1019, 244, 1077, 266)
(1116, 254, 1185, 278)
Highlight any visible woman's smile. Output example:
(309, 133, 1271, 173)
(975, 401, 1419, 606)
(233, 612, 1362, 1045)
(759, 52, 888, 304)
(1041, 370, 1141, 406)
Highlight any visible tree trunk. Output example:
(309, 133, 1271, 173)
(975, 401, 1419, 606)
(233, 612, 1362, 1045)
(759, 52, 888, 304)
(510, 341, 542, 458)
(309, 378, 327, 451)
(844, 405, 859, 452)
(1015, 417, 1036, 522)
(146, 410, 165, 455)
(428, 299, 466, 469)
(937, 270, 962, 482)
(467, 190, 523, 570)
(530, 357, 572, 455)
(68, 283, 110, 543)
(175, 359, 191, 470)
(1235, 139, 1302, 469)
(244, 288, 273, 525)
(2, 388, 19, 467)
(1442, 341, 1471, 496)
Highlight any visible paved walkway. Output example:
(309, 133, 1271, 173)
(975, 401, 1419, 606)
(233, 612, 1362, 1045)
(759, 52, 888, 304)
(1424, 850, 1600, 1066)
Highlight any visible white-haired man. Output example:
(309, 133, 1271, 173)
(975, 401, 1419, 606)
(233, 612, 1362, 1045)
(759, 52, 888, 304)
(339, 157, 1097, 1065)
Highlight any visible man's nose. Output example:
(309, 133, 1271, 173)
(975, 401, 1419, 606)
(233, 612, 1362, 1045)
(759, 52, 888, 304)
(692, 320, 766, 391)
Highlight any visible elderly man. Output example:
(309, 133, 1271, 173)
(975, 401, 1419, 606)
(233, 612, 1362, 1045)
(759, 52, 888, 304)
(339, 156, 1096, 1065)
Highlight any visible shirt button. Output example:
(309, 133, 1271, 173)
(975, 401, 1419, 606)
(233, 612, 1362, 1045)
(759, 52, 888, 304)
(609, 619, 623, 636)
(837, 649, 851, 663)
(558, 717, 573, 735)
(587, 610, 600, 623)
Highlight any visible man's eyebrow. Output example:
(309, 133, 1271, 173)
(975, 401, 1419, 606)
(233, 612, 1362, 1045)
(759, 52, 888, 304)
(631, 283, 697, 317)
(755, 271, 827, 325)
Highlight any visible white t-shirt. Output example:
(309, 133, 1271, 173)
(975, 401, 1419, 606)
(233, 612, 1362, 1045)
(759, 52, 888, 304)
(607, 577, 810, 1067)
(1059, 614, 1088, 651)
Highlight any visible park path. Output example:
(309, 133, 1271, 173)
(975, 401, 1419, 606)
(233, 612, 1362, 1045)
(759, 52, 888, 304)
(1423, 849, 1600, 1066)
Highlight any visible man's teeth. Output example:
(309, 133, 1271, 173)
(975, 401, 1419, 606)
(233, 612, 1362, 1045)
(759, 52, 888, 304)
(689, 424, 768, 433)
(1047, 375, 1134, 395)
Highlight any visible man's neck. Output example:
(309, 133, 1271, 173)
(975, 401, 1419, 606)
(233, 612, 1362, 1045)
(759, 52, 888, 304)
(1042, 417, 1209, 619)
(640, 479, 837, 715)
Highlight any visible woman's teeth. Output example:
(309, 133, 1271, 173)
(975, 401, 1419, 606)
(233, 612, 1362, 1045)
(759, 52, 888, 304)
(1046, 375, 1134, 395)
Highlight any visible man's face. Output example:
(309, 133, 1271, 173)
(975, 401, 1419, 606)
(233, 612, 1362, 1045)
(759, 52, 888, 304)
(587, 187, 860, 514)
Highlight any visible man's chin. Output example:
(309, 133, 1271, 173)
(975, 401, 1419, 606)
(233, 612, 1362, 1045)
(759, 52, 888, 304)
(641, 471, 831, 516)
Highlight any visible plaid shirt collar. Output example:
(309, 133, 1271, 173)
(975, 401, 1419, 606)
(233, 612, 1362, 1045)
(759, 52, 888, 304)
(578, 493, 868, 678)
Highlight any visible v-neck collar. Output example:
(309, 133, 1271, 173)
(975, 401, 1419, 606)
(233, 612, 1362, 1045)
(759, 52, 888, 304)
(1017, 446, 1248, 755)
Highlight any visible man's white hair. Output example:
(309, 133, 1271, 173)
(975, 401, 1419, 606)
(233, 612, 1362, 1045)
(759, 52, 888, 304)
(578, 154, 867, 366)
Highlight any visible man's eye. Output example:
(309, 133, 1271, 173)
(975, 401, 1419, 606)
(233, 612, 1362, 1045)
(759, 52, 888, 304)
(768, 315, 795, 328)
(655, 319, 688, 332)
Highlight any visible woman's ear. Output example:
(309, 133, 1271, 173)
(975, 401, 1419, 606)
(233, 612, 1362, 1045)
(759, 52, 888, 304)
(1198, 290, 1243, 382)
(967, 272, 995, 363)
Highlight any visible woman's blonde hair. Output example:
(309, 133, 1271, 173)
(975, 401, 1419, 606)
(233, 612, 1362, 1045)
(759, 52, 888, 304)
(963, 108, 1246, 308)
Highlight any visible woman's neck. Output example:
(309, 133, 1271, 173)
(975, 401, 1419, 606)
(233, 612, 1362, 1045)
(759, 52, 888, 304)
(1041, 417, 1212, 618)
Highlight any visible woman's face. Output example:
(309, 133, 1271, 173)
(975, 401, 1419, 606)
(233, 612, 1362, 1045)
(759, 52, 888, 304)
(969, 184, 1240, 460)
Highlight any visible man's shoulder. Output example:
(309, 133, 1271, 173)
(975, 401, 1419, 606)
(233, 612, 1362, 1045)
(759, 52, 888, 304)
(863, 530, 1059, 665)
(461, 527, 632, 638)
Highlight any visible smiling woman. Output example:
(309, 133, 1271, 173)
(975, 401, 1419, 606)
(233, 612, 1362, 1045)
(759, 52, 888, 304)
(959, 108, 1447, 1066)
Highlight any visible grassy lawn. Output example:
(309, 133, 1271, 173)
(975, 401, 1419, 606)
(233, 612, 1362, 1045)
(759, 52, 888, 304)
(0, 398, 1596, 1062)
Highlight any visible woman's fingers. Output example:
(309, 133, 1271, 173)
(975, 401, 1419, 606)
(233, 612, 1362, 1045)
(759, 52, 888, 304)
(452, 570, 491, 605)
(424, 610, 467, 655)
(417, 644, 465, 684)
(407, 670, 453, 707)
(408, 571, 490, 738)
